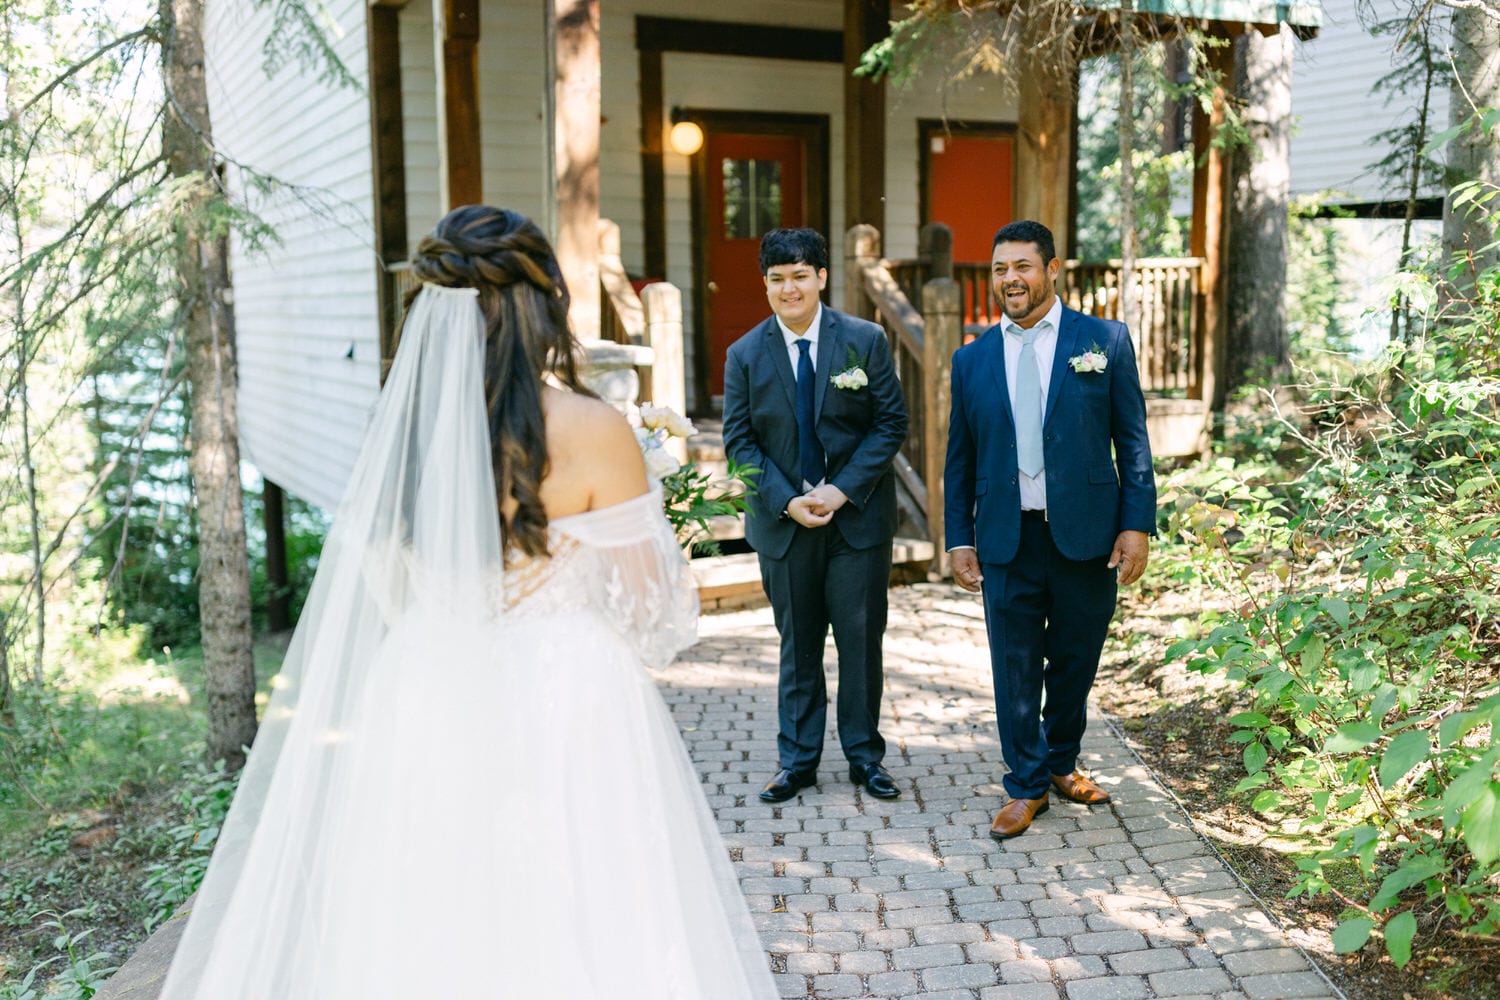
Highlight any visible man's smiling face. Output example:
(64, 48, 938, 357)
(764, 261, 827, 334)
(991, 240, 1059, 328)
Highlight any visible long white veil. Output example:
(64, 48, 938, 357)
(159, 285, 498, 997)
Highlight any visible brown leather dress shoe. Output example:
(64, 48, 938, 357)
(989, 795, 1049, 840)
(1051, 771, 1111, 804)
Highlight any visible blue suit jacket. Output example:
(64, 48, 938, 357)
(723, 307, 909, 561)
(943, 305, 1156, 564)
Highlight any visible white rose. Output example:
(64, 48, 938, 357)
(850, 367, 868, 388)
(663, 409, 697, 438)
(639, 402, 669, 432)
(643, 446, 680, 480)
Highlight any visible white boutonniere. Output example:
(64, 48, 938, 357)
(830, 346, 870, 391)
(1068, 344, 1108, 373)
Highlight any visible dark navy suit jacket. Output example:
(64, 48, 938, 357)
(723, 307, 909, 561)
(943, 305, 1156, 564)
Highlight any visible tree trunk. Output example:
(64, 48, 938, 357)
(162, 0, 257, 770)
(1394, 17, 1438, 343)
(1442, 7, 1500, 296)
(1225, 25, 1293, 390)
(1117, 1, 1138, 334)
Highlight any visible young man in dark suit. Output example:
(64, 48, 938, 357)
(944, 220, 1156, 838)
(722, 228, 909, 804)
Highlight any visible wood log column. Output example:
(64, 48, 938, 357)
(437, 0, 481, 209)
(844, 0, 888, 233)
(1190, 35, 1235, 418)
(1014, 39, 1076, 261)
(553, 0, 602, 339)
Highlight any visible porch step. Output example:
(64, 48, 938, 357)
(692, 536, 936, 613)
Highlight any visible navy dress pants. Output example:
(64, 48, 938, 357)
(980, 513, 1118, 800)
(759, 525, 892, 774)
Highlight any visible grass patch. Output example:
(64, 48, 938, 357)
(0, 630, 284, 992)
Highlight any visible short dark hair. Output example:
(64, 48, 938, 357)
(992, 220, 1057, 264)
(759, 228, 829, 274)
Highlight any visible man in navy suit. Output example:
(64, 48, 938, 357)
(723, 228, 909, 804)
(944, 220, 1155, 839)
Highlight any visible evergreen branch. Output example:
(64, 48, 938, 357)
(1432, 0, 1500, 25)
(0, 154, 168, 294)
(17, 24, 159, 117)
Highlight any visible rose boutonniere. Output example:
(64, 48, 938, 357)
(1068, 344, 1108, 374)
(830, 346, 870, 391)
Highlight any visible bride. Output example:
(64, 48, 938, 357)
(157, 206, 777, 998)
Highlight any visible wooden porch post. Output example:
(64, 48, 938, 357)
(1014, 45, 1077, 261)
(922, 276, 961, 580)
(843, 0, 888, 232)
(436, 0, 481, 209)
(262, 480, 291, 632)
(1190, 34, 1235, 425)
(552, 0, 602, 339)
(844, 224, 880, 320)
(367, 0, 408, 384)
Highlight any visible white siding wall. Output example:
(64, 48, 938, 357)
(401, 4, 440, 252)
(1291, 0, 1450, 203)
(400, 1, 1014, 400)
(204, 0, 379, 512)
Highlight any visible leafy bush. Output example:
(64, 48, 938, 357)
(140, 760, 240, 931)
(1163, 240, 1500, 965)
(0, 910, 117, 1000)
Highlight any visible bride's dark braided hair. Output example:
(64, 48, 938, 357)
(405, 205, 593, 559)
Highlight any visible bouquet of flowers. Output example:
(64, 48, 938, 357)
(635, 402, 756, 553)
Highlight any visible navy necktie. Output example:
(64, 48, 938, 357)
(795, 339, 825, 488)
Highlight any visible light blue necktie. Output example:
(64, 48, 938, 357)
(1014, 323, 1045, 478)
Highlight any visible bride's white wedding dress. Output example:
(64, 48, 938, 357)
(157, 286, 776, 999)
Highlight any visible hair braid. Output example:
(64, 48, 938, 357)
(404, 206, 594, 560)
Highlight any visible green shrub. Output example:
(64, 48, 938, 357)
(1164, 245, 1500, 966)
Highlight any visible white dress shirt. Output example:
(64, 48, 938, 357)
(1003, 295, 1061, 513)
(777, 301, 823, 374)
(777, 302, 826, 491)
(949, 295, 1061, 553)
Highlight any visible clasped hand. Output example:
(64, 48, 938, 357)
(786, 484, 847, 528)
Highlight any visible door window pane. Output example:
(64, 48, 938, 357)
(723, 159, 782, 239)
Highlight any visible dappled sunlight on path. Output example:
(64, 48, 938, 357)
(652, 583, 1347, 1000)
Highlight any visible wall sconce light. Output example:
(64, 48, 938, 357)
(669, 120, 704, 157)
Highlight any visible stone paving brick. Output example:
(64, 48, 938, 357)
(868, 970, 922, 996)
(653, 596, 1325, 1000)
(1053, 956, 1109, 980)
(1018, 936, 1071, 960)
(1070, 929, 1148, 954)
(1107, 946, 1191, 975)
(815, 908, 880, 930)
(1221, 947, 1314, 976)
(980, 984, 1061, 1000)
(785, 951, 835, 974)
(811, 973, 864, 997)
(811, 931, 862, 953)
(923, 962, 1001, 990)
(837, 949, 890, 974)
(1149, 968, 1234, 996)
(1064, 975, 1150, 1000)
(998, 958, 1055, 983)
(1237, 971, 1336, 999)
(771, 973, 808, 998)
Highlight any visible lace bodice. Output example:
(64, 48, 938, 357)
(499, 489, 700, 668)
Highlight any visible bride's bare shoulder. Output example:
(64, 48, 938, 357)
(542, 388, 647, 509)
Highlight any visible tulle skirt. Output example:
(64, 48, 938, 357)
(178, 609, 774, 998)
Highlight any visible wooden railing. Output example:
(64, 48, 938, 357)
(1062, 258, 1202, 397)
(845, 225, 962, 578)
(886, 231, 1204, 397)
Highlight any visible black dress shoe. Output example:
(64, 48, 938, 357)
(759, 768, 816, 803)
(849, 762, 901, 799)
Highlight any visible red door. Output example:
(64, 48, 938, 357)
(704, 132, 806, 398)
(926, 132, 1015, 263)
